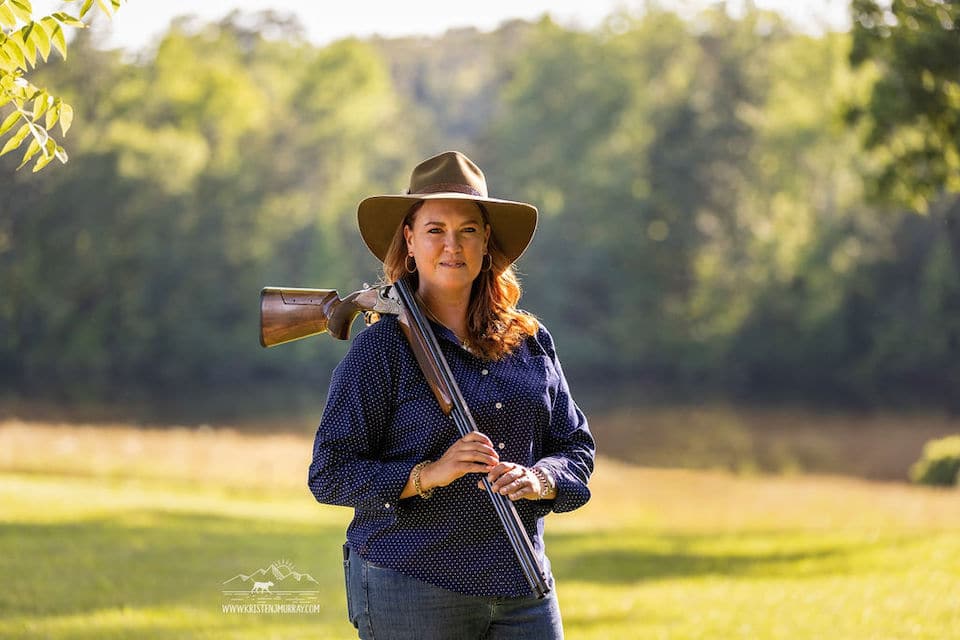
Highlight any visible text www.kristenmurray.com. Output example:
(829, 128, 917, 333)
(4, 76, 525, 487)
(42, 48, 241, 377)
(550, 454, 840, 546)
(221, 603, 322, 614)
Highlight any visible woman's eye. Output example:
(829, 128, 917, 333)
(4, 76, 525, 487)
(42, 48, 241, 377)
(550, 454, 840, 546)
(462, 227, 477, 233)
(427, 228, 443, 233)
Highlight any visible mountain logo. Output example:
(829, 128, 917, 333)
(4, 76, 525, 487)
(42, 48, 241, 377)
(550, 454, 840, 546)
(221, 559, 320, 605)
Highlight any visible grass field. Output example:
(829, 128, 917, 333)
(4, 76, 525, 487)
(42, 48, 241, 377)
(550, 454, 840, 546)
(1, 420, 959, 639)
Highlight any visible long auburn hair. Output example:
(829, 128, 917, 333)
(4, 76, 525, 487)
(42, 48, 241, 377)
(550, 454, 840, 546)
(382, 201, 538, 361)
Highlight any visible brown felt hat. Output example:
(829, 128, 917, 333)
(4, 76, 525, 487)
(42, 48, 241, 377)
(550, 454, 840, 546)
(358, 151, 538, 264)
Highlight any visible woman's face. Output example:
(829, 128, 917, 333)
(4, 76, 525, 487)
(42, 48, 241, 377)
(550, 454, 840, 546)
(404, 199, 491, 299)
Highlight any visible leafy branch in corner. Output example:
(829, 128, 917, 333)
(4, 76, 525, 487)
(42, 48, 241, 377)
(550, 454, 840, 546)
(0, 0, 125, 172)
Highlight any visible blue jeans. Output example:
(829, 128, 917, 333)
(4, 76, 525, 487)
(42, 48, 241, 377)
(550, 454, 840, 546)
(343, 545, 564, 640)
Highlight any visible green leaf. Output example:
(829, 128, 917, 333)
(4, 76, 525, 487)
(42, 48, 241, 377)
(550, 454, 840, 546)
(95, 0, 113, 18)
(59, 101, 72, 135)
(29, 138, 57, 172)
(19, 24, 36, 67)
(51, 24, 66, 60)
(0, 4, 18, 29)
(17, 135, 41, 169)
(0, 47, 16, 73)
(33, 90, 48, 119)
(0, 108, 20, 136)
(9, 1, 33, 24)
(32, 19, 51, 62)
(79, 0, 93, 19)
(33, 146, 57, 171)
(33, 140, 67, 173)
(2, 32, 28, 69)
(0, 120, 30, 156)
(45, 97, 60, 129)
(52, 12, 86, 28)
(43, 18, 66, 60)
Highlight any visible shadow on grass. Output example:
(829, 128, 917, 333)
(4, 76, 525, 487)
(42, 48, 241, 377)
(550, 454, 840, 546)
(3, 504, 940, 639)
(0, 509, 347, 619)
(545, 528, 918, 585)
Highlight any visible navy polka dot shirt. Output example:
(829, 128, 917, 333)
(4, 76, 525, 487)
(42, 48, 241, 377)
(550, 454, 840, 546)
(308, 314, 595, 597)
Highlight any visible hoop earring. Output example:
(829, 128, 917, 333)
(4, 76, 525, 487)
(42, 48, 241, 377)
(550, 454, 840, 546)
(480, 253, 492, 272)
(405, 255, 417, 273)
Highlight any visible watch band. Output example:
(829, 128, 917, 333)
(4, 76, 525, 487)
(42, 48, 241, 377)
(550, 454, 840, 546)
(531, 466, 554, 499)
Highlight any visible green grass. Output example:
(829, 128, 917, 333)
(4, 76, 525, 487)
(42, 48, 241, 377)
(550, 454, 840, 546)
(1, 422, 959, 639)
(0, 473, 351, 639)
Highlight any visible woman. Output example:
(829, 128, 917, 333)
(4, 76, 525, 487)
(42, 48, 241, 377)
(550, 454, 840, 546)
(309, 151, 594, 639)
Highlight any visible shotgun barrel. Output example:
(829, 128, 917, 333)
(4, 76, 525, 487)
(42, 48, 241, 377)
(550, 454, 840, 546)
(392, 278, 551, 599)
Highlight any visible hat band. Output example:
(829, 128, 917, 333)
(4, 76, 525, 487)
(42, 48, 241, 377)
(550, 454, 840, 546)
(411, 182, 485, 197)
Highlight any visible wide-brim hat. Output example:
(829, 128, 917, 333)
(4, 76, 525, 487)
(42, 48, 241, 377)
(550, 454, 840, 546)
(358, 151, 538, 264)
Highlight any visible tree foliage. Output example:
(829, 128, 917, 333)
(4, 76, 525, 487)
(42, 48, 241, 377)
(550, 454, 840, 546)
(0, 0, 123, 171)
(3, 7, 960, 413)
(850, 0, 960, 210)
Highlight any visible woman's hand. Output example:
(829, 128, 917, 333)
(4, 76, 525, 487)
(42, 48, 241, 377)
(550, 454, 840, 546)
(419, 432, 499, 491)
(481, 462, 543, 501)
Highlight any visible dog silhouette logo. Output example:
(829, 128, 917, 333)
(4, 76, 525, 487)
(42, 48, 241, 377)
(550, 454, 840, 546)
(251, 581, 273, 593)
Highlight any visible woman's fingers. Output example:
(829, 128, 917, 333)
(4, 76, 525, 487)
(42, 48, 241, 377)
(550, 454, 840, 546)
(449, 438, 498, 468)
(479, 463, 537, 500)
(429, 432, 500, 488)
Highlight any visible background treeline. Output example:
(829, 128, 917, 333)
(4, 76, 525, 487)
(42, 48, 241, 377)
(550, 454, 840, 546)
(2, 6, 958, 413)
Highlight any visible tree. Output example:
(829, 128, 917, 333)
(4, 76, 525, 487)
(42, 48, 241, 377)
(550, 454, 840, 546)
(849, 0, 960, 210)
(0, 0, 123, 172)
(0, 13, 419, 398)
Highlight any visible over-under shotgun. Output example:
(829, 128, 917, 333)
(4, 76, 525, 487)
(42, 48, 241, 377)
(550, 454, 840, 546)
(260, 281, 551, 598)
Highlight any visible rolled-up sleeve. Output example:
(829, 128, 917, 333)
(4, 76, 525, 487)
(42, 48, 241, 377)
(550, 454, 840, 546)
(534, 327, 595, 513)
(308, 328, 413, 511)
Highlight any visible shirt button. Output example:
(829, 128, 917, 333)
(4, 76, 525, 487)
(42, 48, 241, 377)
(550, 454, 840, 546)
(495, 402, 503, 409)
(481, 368, 489, 376)
(498, 442, 505, 450)
(384, 502, 391, 509)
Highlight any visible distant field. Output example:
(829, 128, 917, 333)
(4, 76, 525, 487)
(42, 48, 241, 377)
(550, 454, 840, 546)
(590, 404, 960, 480)
(1, 420, 959, 639)
(5, 397, 957, 480)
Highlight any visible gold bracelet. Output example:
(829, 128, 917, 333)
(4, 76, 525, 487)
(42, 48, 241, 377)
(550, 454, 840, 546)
(412, 460, 435, 499)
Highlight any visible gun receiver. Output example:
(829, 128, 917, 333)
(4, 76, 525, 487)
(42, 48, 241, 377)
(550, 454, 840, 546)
(259, 286, 400, 347)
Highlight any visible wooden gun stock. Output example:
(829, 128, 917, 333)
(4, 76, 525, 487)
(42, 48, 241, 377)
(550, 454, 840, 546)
(259, 287, 388, 347)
